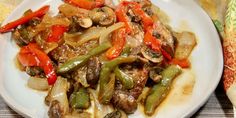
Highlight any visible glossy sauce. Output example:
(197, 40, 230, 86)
(138, 69, 196, 117)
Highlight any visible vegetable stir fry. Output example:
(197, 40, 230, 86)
(0, 0, 197, 117)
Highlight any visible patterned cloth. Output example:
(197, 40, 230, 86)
(197, 0, 228, 37)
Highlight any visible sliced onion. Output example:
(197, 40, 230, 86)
(27, 77, 49, 91)
(44, 42, 58, 54)
(65, 27, 106, 47)
(34, 14, 70, 35)
(45, 77, 69, 115)
(59, 3, 89, 18)
(126, 33, 144, 48)
(89, 89, 114, 118)
(174, 32, 197, 60)
(99, 22, 124, 44)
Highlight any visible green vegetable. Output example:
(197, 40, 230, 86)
(70, 88, 90, 109)
(144, 65, 181, 116)
(57, 42, 111, 73)
(98, 56, 137, 104)
(121, 46, 131, 57)
(114, 66, 134, 89)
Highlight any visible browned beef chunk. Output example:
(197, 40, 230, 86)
(112, 64, 148, 114)
(112, 90, 137, 114)
(86, 57, 101, 88)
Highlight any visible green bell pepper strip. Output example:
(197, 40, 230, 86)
(144, 65, 181, 116)
(70, 88, 90, 109)
(114, 66, 134, 89)
(98, 56, 137, 104)
(57, 42, 111, 73)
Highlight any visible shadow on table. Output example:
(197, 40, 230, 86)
(192, 80, 234, 118)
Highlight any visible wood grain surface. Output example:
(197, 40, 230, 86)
(0, 81, 233, 118)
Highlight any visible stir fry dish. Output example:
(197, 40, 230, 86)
(0, 0, 197, 117)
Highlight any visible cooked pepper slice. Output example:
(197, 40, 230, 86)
(144, 26, 172, 61)
(115, 1, 154, 33)
(98, 56, 137, 104)
(64, 0, 104, 10)
(17, 43, 57, 85)
(122, 1, 153, 29)
(106, 28, 126, 60)
(144, 65, 181, 115)
(47, 25, 68, 42)
(171, 58, 190, 68)
(144, 26, 161, 52)
(114, 66, 134, 89)
(0, 5, 50, 33)
(95, 0, 104, 7)
(115, 3, 132, 34)
(57, 42, 111, 73)
(70, 88, 90, 109)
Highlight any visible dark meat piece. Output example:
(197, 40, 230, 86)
(112, 90, 137, 114)
(48, 100, 63, 118)
(50, 44, 79, 64)
(128, 68, 148, 99)
(86, 57, 101, 88)
(12, 27, 32, 46)
(112, 64, 148, 113)
(50, 40, 98, 64)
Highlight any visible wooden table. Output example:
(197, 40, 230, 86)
(0, 81, 234, 117)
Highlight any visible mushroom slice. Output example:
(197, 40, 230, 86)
(141, 46, 163, 63)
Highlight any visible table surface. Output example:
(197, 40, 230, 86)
(0, 81, 234, 118)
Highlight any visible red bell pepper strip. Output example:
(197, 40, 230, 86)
(171, 58, 190, 68)
(161, 49, 172, 61)
(106, 28, 126, 60)
(123, 1, 153, 29)
(0, 5, 50, 33)
(115, 1, 154, 33)
(64, 0, 104, 10)
(115, 3, 132, 34)
(144, 26, 161, 52)
(144, 26, 172, 61)
(18, 44, 40, 67)
(17, 43, 57, 85)
(95, 0, 105, 7)
(47, 25, 68, 42)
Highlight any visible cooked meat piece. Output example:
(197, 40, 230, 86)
(112, 63, 148, 113)
(154, 21, 175, 55)
(50, 44, 79, 64)
(112, 90, 137, 114)
(50, 40, 98, 64)
(128, 68, 148, 99)
(72, 66, 89, 87)
(48, 100, 63, 118)
(86, 57, 101, 88)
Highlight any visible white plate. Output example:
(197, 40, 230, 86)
(0, 0, 223, 117)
